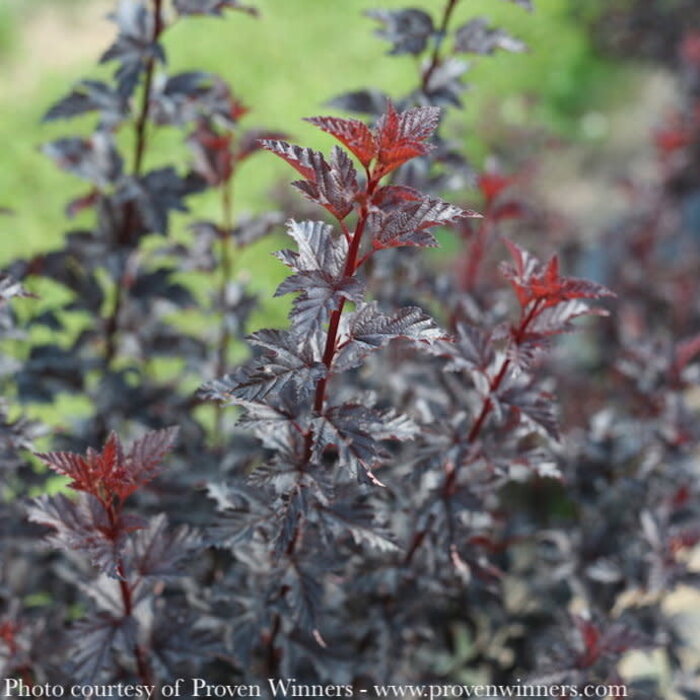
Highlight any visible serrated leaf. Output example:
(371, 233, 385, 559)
(501, 240, 615, 311)
(35, 428, 176, 502)
(43, 133, 123, 188)
(275, 220, 347, 277)
(423, 57, 471, 107)
(314, 404, 389, 484)
(375, 102, 441, 176)
(291, 146, 359, 219)
(499, 380, 560, 441)
(127, 513, 199, 578)
(277, 271, 364, 338)
(152, 72, 245, 127)
(43, 80, 128, 126)
(369, 194, 476, 250)
(444, 323, 495, 373)
(273, 487, 307, 560)
(187, 121, 233, 186)
(66, 614, 126, 683)
(259, 140, 321, 182)
(284, 565, 323, 636)
(454, 18, 527, 55)
(127, 426, 179, 485)
(101, 0, 164, 98)
(27, 494, 140, 578)
(201, 329, 326, 403)
(335, 302, 445, 371)
(116, 167, 206, 235)
(321, 502, 398, 552)
(305, 116, 377, 166)
(366, 8, 435, 55)
(527, 300, 607, 339)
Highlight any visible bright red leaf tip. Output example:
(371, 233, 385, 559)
(374, 101, 441, 178)
(34, 427, 179, 505)
(304, 116, 377, 167)
(500, 239, 616, 310)
(478, 171, 517, 205)
(275, 103, 441, 185)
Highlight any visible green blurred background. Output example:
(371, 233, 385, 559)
(0, 0, 628, 263)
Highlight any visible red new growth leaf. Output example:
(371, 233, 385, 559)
(674, 334, 700, 378)
(654, 121, 693, 156)
(478, 172, 516, 205)
(575, 617, 601, 668)
(500, 240, 615, 310)
(35, 427, 178, 504)
(681, 32, 700, 66)
(305, 116, 377, 167)
(264, 104, 441, 202)
(187, 122, 233, 186)
(375, 102, 440, 177)
(0, 620, 20, 655)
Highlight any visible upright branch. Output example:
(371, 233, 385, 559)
(406, 241, 614, 565)
(133, 0, 165, 176)
(104, 0, 167, 372)
(214, 179, 236, 439)
(202, 102, 475, 493)
(421, 0, 460, 92)
(202, 103, 479, 657)
(28, 428, 189, 688)
(185, 106, 286, 447)
(262, 103, 478, 422)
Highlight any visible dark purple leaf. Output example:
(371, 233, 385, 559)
(67, 614, 131, 683)
(277, 270, 364, 337)
(201, 329, 326, 403)
(275, 220, 347, 278)
(101, 1, 164, 98)
(326, 89, 389, 116)
(334, 302, 446, 371)
(369, 194, 476, 250)
(173, 0, 258, 17)
(43, 80, 128, 126)
(366, 8, 435, 55)
(27, 494, 141, 578)
(454, 18, 527, 55)
(43, 133, 123, 187)
(127, 513, 199, 578)
(117, 167, 206, 235)
(291, 146, 359, 220)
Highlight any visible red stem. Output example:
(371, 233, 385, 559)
(106, 503, 155, 689)
(406, 298, 543, 564)
(312, 193, 374, 413)
(103, 0, 165, 373)
(448, 298, 542, 487)
(461, 216, 493, 293)
(291, 175, 379, 555)
(421, 0, 460, 93)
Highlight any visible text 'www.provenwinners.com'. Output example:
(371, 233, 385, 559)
(1, 677, 629, 699)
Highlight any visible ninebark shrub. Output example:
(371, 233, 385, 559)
(0, 0, 698, 696)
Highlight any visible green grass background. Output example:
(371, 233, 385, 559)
(0, 0, 621, 267)
(0, 0, 630, 473)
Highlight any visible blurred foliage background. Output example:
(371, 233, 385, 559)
(0, 0, 637, 263)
